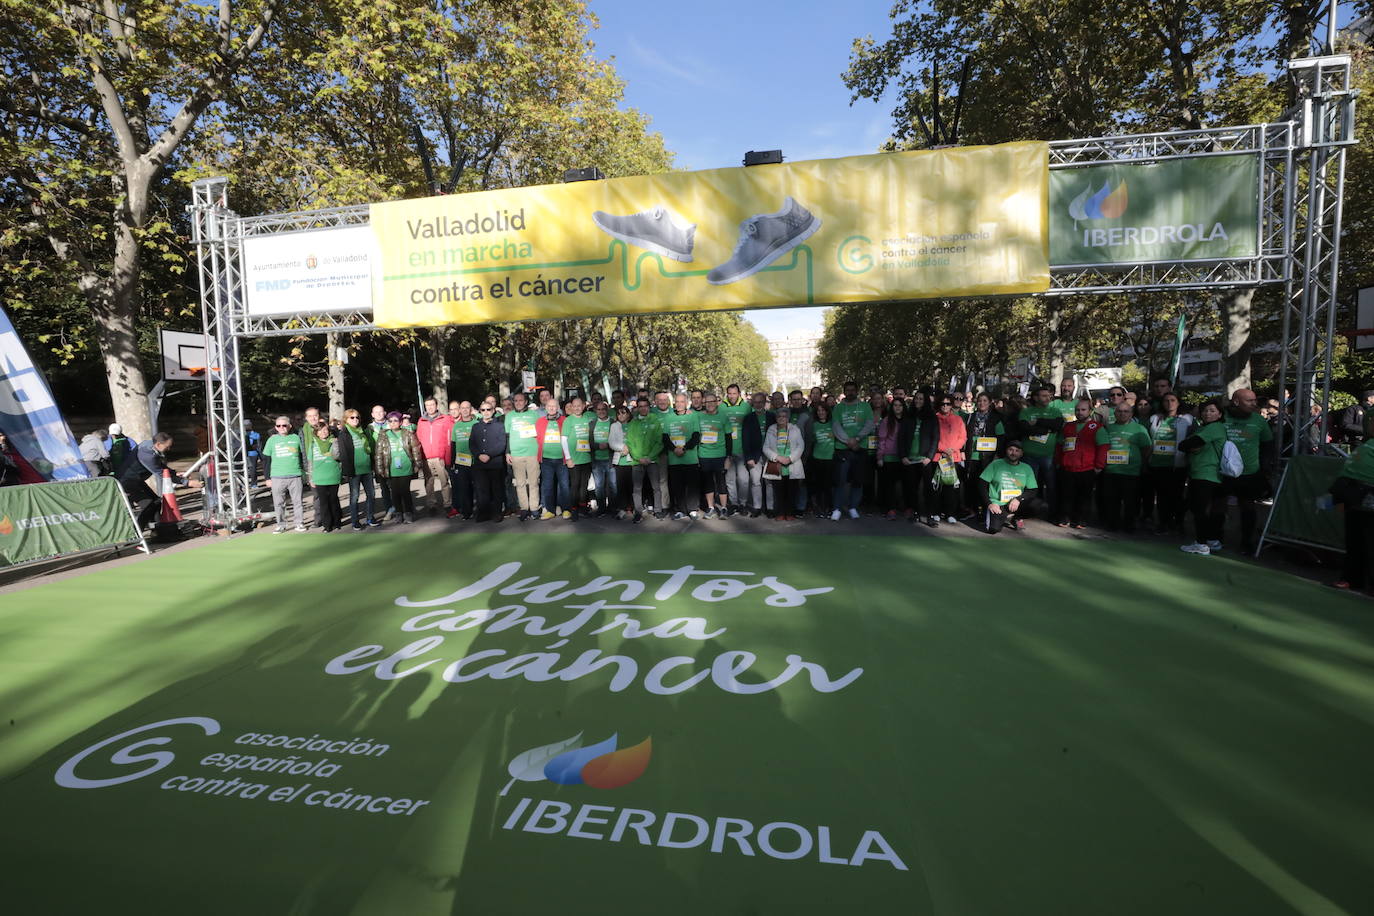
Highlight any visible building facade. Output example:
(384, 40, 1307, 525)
(766, 331, 823, 393)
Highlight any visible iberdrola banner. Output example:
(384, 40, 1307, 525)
(1050, 154, 1260, 265)
(369, 142, 1050, 327)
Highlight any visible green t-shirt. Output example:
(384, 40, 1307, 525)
(1224, 411, 1272, 476)
(773, 424, 798, 477)
(1187, 421, 1229, 484)
(384, 429, 412, 477)
(721, 399, 751, 457)
(834, 401, 874, 450)
(1018, 405, 1061, 458)
(449, 418, 477, 467)
(263, 433, 303, 478)
(664, 411, 701, 466)
(811, 422, 835, 460)
(1148, 416, 1182, 468)
(504, 408, 541, 458)
(1096, 422, 1152, 476)
(306, 433, 342, 486)
(906, 418, 927, 460)
(345, 426, 373, 461)
(1339, 439, 1374, 486)
(697, 411, 729, 459)
(592, 418, 612, 461)
(540, 417, 565, 461)
(980, 458, 1037, 506)
(1048, 398, 1079, 423)
(562, 413, 593, 466)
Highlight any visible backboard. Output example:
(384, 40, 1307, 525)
(159, 328, 209, 382)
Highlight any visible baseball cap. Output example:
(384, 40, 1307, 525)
(1004, 439, 1024, 450)
(108, 423, 122, 435)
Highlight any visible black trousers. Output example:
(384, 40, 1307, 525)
(983, 495, 1046, 533)
(314, 484, 342, 530)
(1188, 477, 1225, 544)
(1223, 472, 1268, 551)
(474, 463, 506, 521)
(1057, 469, 1096, 526)
(923, 462, 959, 518)
(810, 459, 833, 512)
(125, 481, 160, 529)
(569, 463, 592, 509)
(668, 464, 699, 513)
(1148, 465, 1188, 529)
(879, 461, 905, 511)
(386, 475, 415, 515)
(1100, 473, 1142, 531)
(1343, 508, 1374, 589)
(615, 465, 636, 512)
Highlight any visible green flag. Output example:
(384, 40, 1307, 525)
(1169, 313, 1188, 386)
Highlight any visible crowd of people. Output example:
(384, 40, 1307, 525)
(238, 379, 1374, 572)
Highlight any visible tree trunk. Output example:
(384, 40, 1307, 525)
(94, 217, 152, 442)
(1218, 288, 1253, 394)
(1046, 300, 1067, 387)
(326, 332, 345, 419)
(427, 327, 450, 404)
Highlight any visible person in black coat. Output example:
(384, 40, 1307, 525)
(469, 405, 508, 522)
(898, 391, 939, 524)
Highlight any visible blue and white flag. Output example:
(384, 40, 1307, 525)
(0, 307, 87, 480)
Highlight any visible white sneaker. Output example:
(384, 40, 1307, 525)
(689, 510, 700, 519)
(273, 525, 286, 534)
(946, 515, 958, 524)
(294, 524, 307, 532)
(1205, 539, 1223, 552)
(1180, 542, 1211, 555)
(830, 509, 841, 521)
(848, 508, 860, 519)
(591, 206, 696, 262)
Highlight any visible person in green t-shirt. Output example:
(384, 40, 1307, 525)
(560, 397, 595, 518)
(721, 383, 752, 512)
(263, 415, 307, 532)
(1017, 385, 1064, 518)
(978, 441, 1042, 534)
(1095, 403, 1153, 532)
(589, 401, 616, 516)
(1147, 392, 1192, 534)
(1220, 387, 1274, 553)
(808, 402, 836, 518)
(1048, 377, 1080, 424)
(374, 411, 423, 524)
(1331, 438, 1374, 592)
(832, 381, 876, 519)
(304, 422, 343, 531)
(696, 392, 732, 518)
(448, 401, 478, 520)
(503, 391, 542, 519)
(663, 393, 702, 519)
(339, 409, 379, 529)
(1179, 400, 1230, 554)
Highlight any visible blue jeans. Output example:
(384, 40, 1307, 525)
(833, 448, 866, 510)
(1024, 454, 1055, 514)
(540, 458, 570, 512)
(347, 473, 375, 526)
(591, 459, 616, 509)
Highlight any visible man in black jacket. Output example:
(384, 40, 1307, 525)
(737, 392, 772, 518)
(469, 405, 507, 523)
(1336, 391, 1373, 445)
(118, 433, 199, 529)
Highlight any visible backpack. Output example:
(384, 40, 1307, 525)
(1218, 440, 1244, 478)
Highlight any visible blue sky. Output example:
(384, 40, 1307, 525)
(586, 0, 901, 340)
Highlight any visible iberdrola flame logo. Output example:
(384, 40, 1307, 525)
(1069, 178, 1128, 222)
(500, 732, 652, 796)
(0, 516, 13, 536)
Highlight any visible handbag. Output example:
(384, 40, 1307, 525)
(764, 460, 782, 478)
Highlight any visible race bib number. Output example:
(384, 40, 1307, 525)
(518, 425, 536, 438)
(1063, 437, 1077, 452)
(701, 429, 719, 445)
(975, 437, 996, 452)
(544, 429, 561, 444)
(454, 453, 472, 467)
(1154, 443, 1175, 456)
(1001, 487, 1022, 500)
(1028, 433, 1049, 444)
(778, 430, 789, 443)
(1107, 449, 1129, 465)
(671, 435, 686, 447)
(576, 438, 591, 453)
(865, 435, 877, 450)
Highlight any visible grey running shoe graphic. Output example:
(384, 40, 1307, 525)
(591, 206, 696, 262)
(707, 197, 821, 285)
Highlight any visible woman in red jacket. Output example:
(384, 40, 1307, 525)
(930, 396, 968, 523)
(1054, 398, 1107, 528)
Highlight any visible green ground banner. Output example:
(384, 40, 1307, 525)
(1050, 155, 1259, 265)
(1264, 454, 1348, 551)
(0, 477, 140, 567)
(2, 532, 1372, 914)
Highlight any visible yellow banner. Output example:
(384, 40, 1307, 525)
(369, 141, 1049, 327)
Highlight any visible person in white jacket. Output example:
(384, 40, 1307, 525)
(608, 406, 637, 520)
(763, 407, 807, 521)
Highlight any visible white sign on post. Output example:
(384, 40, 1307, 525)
(1357, 287, 1374, 353)
(242, 226, 375, 317)
(521, 370, 537, 391)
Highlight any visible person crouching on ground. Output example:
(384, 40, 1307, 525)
(978, 440, 1044, 534)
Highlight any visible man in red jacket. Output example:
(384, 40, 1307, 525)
(415, 397, 454, 515)
(1054, 399, 1107, 528)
